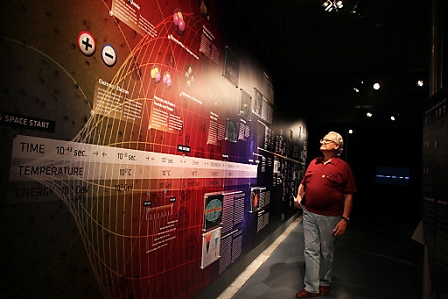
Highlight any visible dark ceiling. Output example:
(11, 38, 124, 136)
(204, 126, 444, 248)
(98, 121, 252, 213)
(231, 0, 432, 129)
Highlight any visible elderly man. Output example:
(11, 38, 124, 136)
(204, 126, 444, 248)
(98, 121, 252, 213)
(294, 131, 357, 298)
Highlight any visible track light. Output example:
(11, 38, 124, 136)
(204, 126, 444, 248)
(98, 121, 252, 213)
(321, 0, 344, 12)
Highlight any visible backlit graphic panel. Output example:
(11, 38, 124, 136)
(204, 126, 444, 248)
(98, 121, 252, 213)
(0, 1, 306, 299)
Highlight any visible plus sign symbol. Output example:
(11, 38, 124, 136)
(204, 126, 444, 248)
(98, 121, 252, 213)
(77, 31, 96, 56)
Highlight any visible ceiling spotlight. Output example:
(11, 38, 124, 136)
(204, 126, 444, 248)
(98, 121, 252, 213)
(322, 0, 344, 12)
(390, 115, 396, 121)
(366, 112, 373, 118)
(417, 80, 424, 87)
(373, 82, 381, 90)
(348, 129, 354, 134)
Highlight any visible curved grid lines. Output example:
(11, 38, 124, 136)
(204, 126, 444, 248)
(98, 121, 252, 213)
(71, 11, 213, 298)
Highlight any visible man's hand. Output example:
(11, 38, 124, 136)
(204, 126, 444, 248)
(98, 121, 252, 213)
(293, 196, 301, 209)
(333, 220, 347, 236)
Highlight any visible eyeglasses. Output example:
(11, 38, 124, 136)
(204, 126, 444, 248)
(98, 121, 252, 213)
(320, 139, 337, 144)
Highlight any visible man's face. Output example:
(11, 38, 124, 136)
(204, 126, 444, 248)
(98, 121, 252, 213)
(319, 133, 340, 152)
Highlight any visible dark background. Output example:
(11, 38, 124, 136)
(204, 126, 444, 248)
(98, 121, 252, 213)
(220, 0, 432, 223)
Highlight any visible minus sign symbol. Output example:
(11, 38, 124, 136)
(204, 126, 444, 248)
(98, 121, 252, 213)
(106, 53, 114, 59)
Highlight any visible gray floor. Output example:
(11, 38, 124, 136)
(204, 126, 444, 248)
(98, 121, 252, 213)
(225, 215, 424, 299)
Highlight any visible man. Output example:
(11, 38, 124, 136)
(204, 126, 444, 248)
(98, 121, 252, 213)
(294, 131, 357, 298)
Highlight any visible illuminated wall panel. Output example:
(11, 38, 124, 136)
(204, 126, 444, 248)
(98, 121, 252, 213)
(0, 1, 307, 298)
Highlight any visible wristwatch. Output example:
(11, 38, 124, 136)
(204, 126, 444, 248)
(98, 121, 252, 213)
(342, 216, 350, 223)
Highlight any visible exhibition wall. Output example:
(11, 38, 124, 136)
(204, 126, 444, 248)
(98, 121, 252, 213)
(422, 1, 448, 295)
(422, 89, 448, 295)
(0, 1, 307, 298)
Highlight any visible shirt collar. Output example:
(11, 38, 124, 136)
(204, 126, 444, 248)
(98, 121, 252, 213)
(316, 157, 339, 165)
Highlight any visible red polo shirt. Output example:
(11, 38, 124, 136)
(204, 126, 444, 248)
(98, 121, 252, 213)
(301, 157, 357, 216)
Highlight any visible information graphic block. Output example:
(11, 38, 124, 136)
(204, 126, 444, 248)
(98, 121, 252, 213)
(201, 227, 222, 269)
